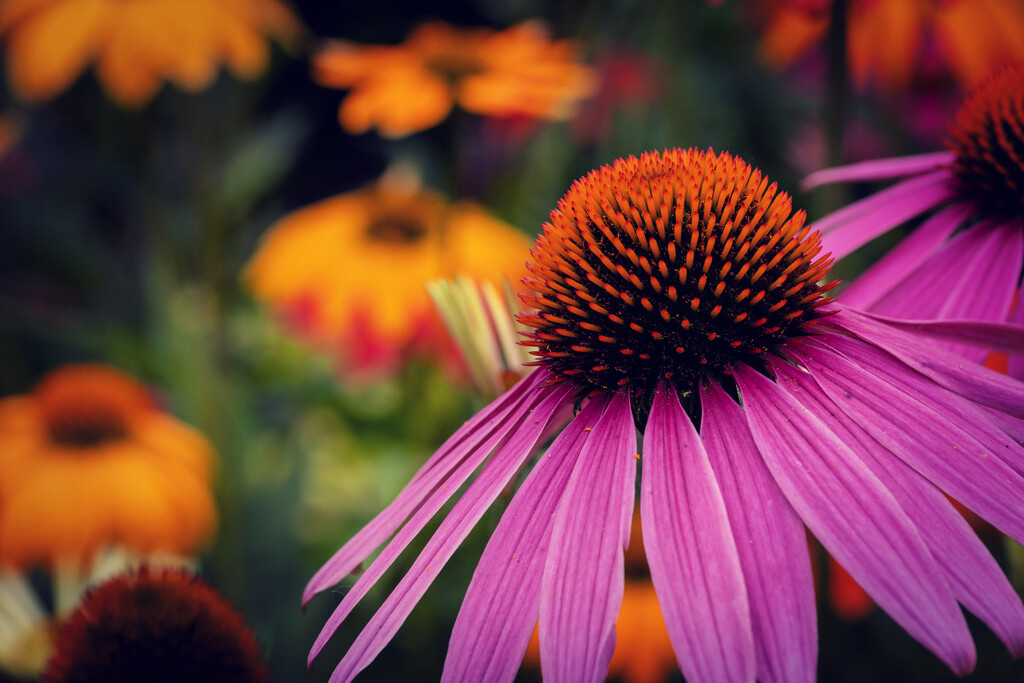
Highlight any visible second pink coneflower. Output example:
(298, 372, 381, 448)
(803, 64, 1024, 370)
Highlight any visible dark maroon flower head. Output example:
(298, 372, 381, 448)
(43, 567, 268, 683)
(946, 63, 1024, 218)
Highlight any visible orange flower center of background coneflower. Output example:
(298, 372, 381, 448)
(33, 366, 151, 449)
(517, 148, 836, 415)
(947, 64, 1024, 217)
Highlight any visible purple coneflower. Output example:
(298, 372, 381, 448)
(802, 64, 1024, 368)
(306, 148, 1024, 683)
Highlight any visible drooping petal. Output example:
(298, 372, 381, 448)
(325, 384, 575, 682)
(1008, 284, 1024, 382)
(813, 333, 1024, 475)
(734, 364, 975, 675)
(303, 370, 546, 606)
(772, 358, 1024, 656)
(814, 170, 956, 260)
(838, 203, 970, 310)
(870, 219, 1023, 362)
(856, 315, 1024, 356)
(307, 374, 558, 664)
(828, 308, 1024, 418)
(540, 390, 636, 683)
(801, 151, 955, 190)
(441, 394, 610, 683)
(640, 383, 754, 683)
(700, 382, 816, 683)
(794, 339, 1024, 543)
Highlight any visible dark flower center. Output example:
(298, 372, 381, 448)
(947, 64, 1024, 217)
(517, 149, 835, 412)
(34, 366, 151, 449)
(42, 568, 269, 683)
(365, 214, 430, 244)
(47, 408, 128, 448)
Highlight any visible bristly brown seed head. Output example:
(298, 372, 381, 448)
(517, 148, 836, 408)
(947, 64, 1024, 217)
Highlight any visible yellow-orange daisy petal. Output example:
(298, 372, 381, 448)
(0, 364, 217, 568)
(313, 20, 595, 137)
(4, 0, 110, 102)
(0, 0, 299, 106)
(756, 0, 1024, 90)
(245, 180, 532, 377)
(338, 66, 452, 138)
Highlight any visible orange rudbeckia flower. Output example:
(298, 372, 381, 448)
(313, 21, 596, 138)
(0, 364, 217, 568)
(244, 175, 532, 378)
(758, 0, 1024, 90)
(0, 0, 300, 107)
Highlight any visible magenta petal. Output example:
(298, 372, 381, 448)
(1009, 284, 1024, 382)
(815, 170, 956, 260)
(857, 315, 1024, 356)
(303, 371, 549, 606)
(324, 384, 575, 683)
(540, 390, 637, 683)
(771, 359, 1024, 657)
(839, 203, 969, 309)
(870, 220, 1023, 362)
(734, 364, 975, 675)
(700, 382, 816, 683)
(828, 308, 1024, 418)
(793, 339, 1024, 543)
(441, 394, 609, 683)
(801, 151, 955, 190)
(307, 376, 562, 667)
(640, 383, 755, 683)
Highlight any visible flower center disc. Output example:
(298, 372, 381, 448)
(35, 366, 150, 448)
(948, 64, 1024, 216)
(518, 148, 835, 405)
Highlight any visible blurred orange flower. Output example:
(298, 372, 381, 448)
(0, 0, 300, 107)
(314, 21, 596, 137)
(759, 0, 1024, 90)
(245, 175, 532, 378)
(0, 365, 217, 568)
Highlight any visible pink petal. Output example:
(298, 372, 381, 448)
(303, 371, 549, 606)
(801, 151, 955, 190)
(772, 358, 1024, 657)
(814, 170, 955, 260)
(870, 220, 1022, 362)
(793, 339, 1024, 543)
(441, 394, 610, 683)
(700, 381, 816, 683)
(827, 308, 1024, 419)
(540, 390, 637, 683)
(640, 383, 755, 683)
(839, 203, 970, 309)
(325, 384, 576, 682)
(1009, 283, 1024, 382)
(734, 363, 975, 675)
(308, 375, 561, 666)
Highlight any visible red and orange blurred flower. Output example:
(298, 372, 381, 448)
(0, 0, 300, 107)
(0, 364, 217, 568)
(758, 0, 1024, 90)
(245, 175, 532, 379)
(313, 21, 596, 138)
